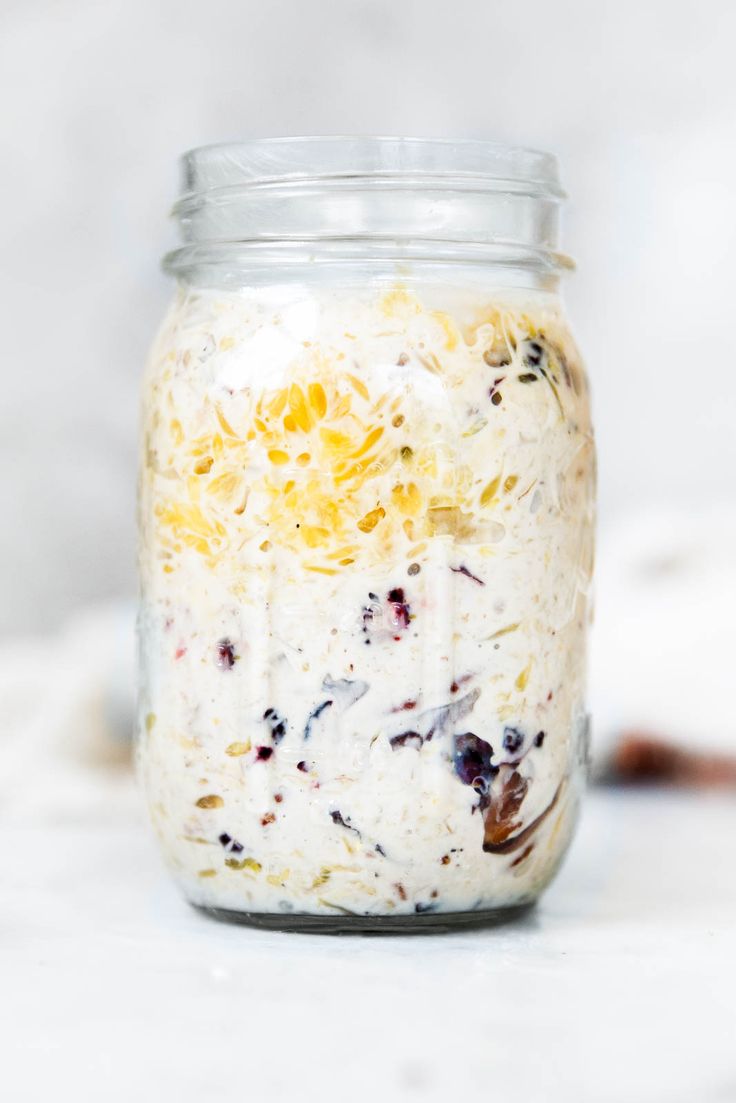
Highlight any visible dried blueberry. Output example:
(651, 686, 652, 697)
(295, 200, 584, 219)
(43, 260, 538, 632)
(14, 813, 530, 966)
(304, 699, 333, 740)
(263, 707, 287, 744)
(502, 727, 525, 755)
(534, 730, 546, 748)
(256, 746, 273, 761)
(387, 587, 411, 631)
(453, 732, 495, 788)
(296, 760, 309, 772)
(450, 564, 485, 586)
(218, 832, 244, 854)
(330, 809, 361, 836)
(215, 638, 237, 670)
(523, 340, 545, 368)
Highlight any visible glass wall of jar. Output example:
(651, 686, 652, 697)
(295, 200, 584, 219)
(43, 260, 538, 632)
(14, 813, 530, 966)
(137, 138, 595, 930)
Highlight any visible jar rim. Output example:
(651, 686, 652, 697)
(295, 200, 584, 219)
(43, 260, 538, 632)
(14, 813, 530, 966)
(179, 135, 565, 200)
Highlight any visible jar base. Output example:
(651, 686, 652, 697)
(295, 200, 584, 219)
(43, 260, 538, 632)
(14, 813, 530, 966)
(192, 900, 536, 934)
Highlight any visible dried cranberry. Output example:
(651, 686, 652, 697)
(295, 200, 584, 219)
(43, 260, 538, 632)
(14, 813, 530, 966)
(392, 698, 418, 712)
(390, 731, 423, 751)
(256, 746, 273, 761)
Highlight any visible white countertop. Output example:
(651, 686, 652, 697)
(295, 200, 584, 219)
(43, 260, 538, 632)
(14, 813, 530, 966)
(3, 782, 735, 1103)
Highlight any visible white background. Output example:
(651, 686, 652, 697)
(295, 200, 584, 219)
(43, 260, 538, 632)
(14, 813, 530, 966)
(2, 0, 735, 635)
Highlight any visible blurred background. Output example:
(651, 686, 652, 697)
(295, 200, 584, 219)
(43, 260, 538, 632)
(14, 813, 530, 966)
(2, 0, 735, 767)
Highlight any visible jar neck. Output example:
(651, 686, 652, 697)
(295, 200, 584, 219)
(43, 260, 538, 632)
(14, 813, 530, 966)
(169, 245, 566, 296)
(164, 138, 573, 291)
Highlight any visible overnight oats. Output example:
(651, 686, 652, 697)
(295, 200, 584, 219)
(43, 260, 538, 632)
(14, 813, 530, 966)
(137, 138, 595, 929)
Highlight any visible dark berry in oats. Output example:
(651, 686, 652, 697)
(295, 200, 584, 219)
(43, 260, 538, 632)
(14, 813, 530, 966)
(330, 809, 361, 836)
(534, 731, 546, 748)
(296, 760, 309, 772)
(215, 638, 237, 670)
(450, 564, 485, 586)
(387, 587, 411, 630)
(218, 832, 243, 854)
(503, 727, 525, 755)
(263, 707, 287, 744)
(523, 340, 545, 368)
(303, 698, 333, 740)
(390, 731, 423, 751)
(256, 746, 273, 761)
(453, 732, 495, 787)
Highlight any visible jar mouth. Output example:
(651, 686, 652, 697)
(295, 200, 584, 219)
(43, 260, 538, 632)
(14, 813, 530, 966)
(167, 136, 572, 276)
(177, 136, 566, 198)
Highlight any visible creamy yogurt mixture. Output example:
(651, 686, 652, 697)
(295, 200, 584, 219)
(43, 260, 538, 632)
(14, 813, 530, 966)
(138, 282, 595, 918)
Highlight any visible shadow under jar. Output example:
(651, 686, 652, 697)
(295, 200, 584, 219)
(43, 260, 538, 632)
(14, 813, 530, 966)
(137, 137, 595, 932)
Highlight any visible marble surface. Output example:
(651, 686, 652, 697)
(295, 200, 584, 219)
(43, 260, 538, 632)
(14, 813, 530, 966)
(2, 782, 735, 1102)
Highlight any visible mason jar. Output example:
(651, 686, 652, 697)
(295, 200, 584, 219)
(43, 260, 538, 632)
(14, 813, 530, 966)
(137, 137, 595, 930)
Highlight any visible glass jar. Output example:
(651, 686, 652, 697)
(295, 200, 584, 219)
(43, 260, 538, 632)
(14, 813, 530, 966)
(137, 137, 595, 931)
